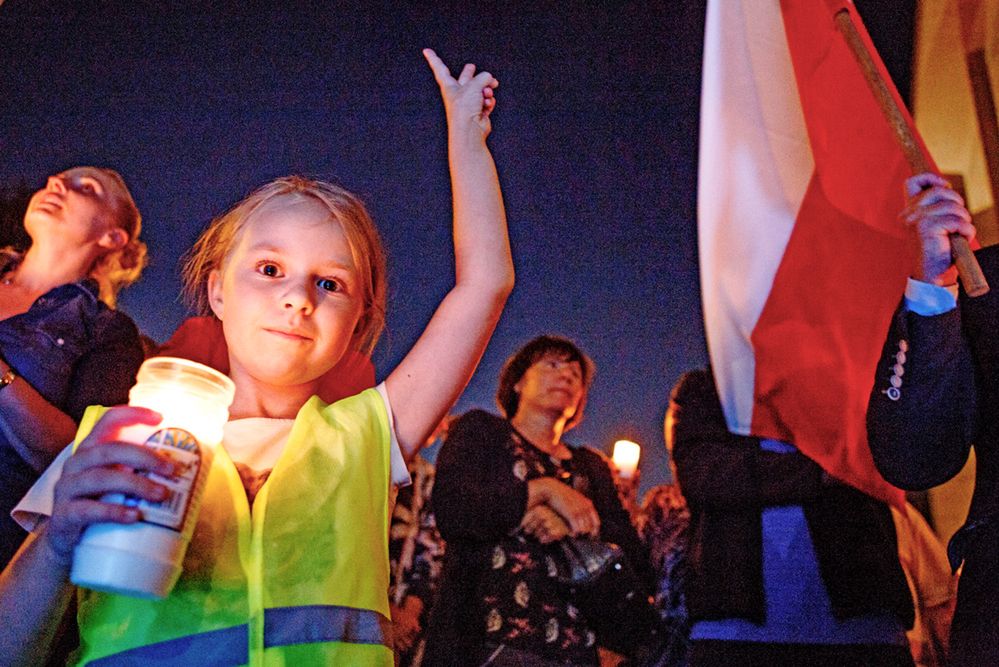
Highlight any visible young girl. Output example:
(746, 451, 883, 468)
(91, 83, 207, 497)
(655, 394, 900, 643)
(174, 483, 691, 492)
(0, 49, 513, 666)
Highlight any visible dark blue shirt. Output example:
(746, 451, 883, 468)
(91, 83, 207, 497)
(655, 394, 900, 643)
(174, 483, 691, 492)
(0, 277, 144, 567)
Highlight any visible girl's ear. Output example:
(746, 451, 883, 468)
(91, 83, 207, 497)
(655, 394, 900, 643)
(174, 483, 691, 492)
(207, 269, 224, 320)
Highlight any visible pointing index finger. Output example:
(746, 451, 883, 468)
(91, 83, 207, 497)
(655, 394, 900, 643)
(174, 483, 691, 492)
(422, 48, 453, 86)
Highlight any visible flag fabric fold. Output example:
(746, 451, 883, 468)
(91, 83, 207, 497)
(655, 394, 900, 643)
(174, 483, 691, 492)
(698, 0, 932, 507)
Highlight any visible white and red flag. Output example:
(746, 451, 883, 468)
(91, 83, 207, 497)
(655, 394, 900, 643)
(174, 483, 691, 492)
(698, 0, 933, 506)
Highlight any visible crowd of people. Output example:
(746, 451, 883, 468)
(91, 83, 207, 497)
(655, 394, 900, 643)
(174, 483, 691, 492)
(0, 49, 992, 667)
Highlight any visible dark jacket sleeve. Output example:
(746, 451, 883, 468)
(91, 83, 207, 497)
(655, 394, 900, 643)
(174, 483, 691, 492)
(670, 369, 824, 510)
(431, 410, 529, 543)
(867, 302, 977, 490)
(65, 311, 144, 421)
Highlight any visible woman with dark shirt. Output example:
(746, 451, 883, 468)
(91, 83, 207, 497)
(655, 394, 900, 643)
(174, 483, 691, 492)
(424, 335, 657, 666)
(0, 167, 146, 567)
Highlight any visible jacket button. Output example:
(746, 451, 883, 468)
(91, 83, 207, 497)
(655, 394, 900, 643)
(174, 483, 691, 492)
(56, 338, 64, 346)
(899, 340, 909, 353)
(890, 375, 902, 388)
(893, 363, 904, 376)
(895, 351, 907, 364)
(886, 387, 901, 401)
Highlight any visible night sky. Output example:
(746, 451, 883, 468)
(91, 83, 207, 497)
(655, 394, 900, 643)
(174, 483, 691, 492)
(0, 1, 912, 492)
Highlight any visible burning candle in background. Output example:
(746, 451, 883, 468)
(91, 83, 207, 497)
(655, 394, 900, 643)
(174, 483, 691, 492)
(612, 439, 641, 480)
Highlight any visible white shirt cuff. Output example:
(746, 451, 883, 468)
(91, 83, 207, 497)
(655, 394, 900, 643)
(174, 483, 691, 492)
(376, 382, 413, 488)
(904, 277, 958, 316)
(12, 444, 72, 532)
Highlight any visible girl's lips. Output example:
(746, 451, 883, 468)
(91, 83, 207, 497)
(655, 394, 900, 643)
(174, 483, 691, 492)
(264, 328, 312, 342)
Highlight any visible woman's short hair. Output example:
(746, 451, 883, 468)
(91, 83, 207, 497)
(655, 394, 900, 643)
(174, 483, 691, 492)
(496, 334, 595, 429)
(181, 176, 388, 355)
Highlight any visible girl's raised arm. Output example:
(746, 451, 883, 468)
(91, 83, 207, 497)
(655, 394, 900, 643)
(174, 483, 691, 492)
(385, 49, 514, 459)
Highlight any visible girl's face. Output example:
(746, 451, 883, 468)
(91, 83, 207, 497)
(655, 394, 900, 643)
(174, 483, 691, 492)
(208, 197, 365, 388)
(24, 168, 123, 247)
(514, 353, 585, 422)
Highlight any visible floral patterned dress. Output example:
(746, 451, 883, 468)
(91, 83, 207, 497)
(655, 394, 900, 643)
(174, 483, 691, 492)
(426, 410, 654, 666)
(475, 429, 597, 663)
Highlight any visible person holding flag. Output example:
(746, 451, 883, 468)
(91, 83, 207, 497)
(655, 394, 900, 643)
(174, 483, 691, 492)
(867, 172, 999, 666)
(696, 0, 962, 663)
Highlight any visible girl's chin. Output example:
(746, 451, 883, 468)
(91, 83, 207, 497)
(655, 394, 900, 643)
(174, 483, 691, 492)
(245, 367, 325, 389)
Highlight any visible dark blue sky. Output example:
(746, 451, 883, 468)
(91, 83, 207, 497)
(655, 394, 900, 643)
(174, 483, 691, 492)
(0, 1, 911, 492)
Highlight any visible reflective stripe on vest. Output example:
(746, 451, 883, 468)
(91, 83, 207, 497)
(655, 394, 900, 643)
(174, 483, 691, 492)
(264, 605, 392, 648)
(86, 606, 390, 665)
(86, 623, 248, 666)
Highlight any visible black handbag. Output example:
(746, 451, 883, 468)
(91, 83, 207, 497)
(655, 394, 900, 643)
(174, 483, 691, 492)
(552, 537, 625, 587)
(549, 537, 674, 666)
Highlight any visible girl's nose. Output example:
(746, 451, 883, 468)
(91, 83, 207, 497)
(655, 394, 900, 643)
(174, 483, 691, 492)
(282, 281, 315, 315)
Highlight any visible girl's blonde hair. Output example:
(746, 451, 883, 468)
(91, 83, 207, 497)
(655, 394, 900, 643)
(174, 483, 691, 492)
(182, 176, 388, 355)
(83, 167, 148, 307)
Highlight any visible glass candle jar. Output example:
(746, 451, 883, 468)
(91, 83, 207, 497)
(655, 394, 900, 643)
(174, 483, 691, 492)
(71, 357, 235, 599)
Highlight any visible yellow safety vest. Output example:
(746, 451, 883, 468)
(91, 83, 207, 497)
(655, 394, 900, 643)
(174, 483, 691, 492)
(70, 390, 394, 666)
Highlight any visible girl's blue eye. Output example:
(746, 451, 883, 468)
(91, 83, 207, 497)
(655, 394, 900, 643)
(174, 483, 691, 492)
(317, 278, 339, 292)
(260, 264, 279, 277)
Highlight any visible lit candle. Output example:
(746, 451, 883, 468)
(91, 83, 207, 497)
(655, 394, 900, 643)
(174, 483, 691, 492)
(71, 357, 235, 599)
(612, 439, 641, 479)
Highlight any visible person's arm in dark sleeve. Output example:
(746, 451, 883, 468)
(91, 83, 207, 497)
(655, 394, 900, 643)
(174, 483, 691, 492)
(867, 303, 976, 490)
(0, 315, 142, 472)
(63, 314, 144, 422)
(669, 369, 824, 511)
(432, 410, 528, 542)
(868, 172, 979, 490)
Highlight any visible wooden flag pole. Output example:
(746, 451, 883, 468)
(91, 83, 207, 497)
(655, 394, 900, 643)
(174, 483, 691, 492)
(834, 9, 989, 297)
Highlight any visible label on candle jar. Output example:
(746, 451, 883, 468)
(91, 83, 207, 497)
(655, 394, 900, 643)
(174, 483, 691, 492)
(104, 427, 206, 534)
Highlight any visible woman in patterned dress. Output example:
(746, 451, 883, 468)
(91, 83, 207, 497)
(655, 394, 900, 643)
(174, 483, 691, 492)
(423, 335, 656, 666)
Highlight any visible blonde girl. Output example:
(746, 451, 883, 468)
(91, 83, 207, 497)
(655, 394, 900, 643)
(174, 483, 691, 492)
(0, 49, 512, 666)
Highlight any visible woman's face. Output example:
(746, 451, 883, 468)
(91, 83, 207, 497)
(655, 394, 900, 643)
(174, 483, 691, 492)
(24, 168, 122, 245)
(514, 353, 585, 422)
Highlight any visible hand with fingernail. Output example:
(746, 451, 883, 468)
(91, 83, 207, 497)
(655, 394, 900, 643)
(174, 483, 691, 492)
(43, 406, 173, 567)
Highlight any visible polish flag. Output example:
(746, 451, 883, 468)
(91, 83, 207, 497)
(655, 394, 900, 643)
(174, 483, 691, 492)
(698, 0, 931, 506)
